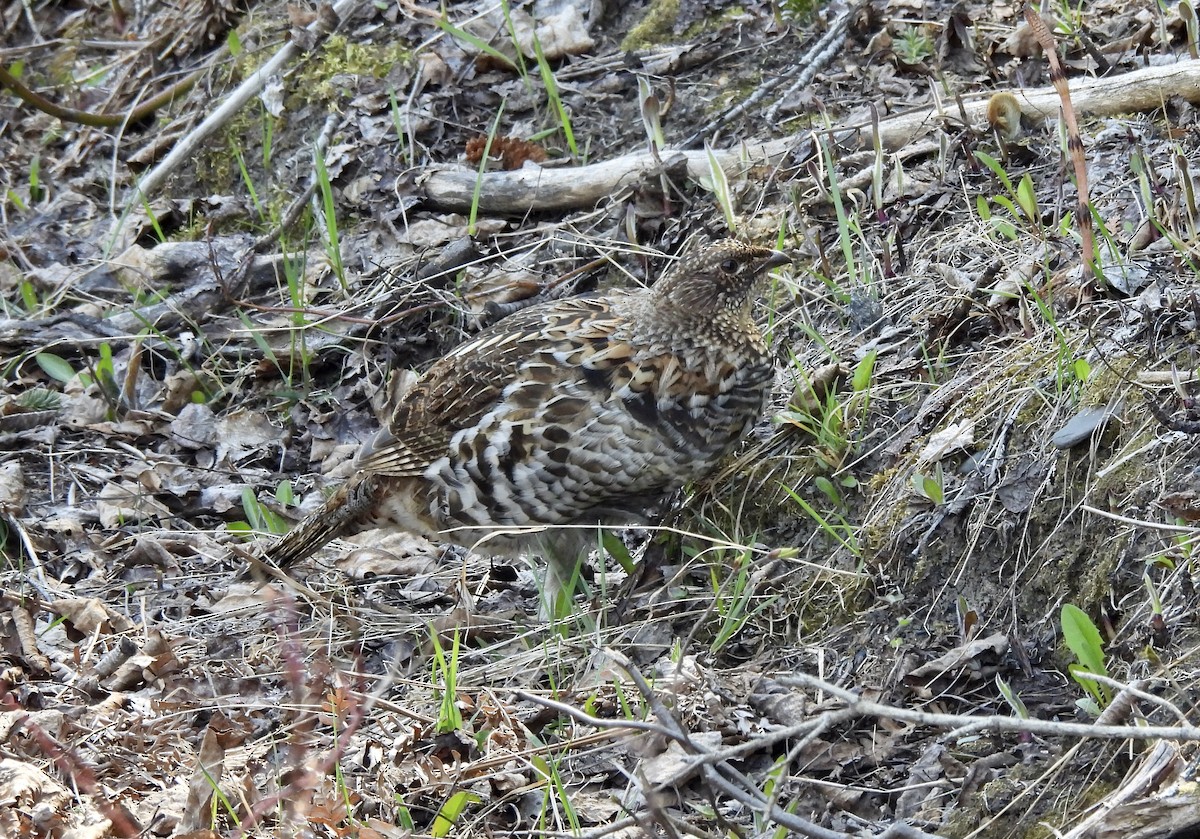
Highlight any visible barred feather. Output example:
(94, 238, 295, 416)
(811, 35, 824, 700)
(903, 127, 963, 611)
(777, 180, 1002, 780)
(258, 240, 790, 590)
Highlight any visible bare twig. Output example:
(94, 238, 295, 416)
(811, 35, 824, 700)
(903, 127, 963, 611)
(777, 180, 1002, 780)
(780, 672, 1200, 743)
(2, 512, 63, 602)
(519, 650, 946, 839)
(0, 63, 207, 128)
(2, 694, 143, 837)
(680, 1, 857, 146)
(250, 114, 341, 253)
(129, 0, 365, 206)
(761, 1, 860, 125)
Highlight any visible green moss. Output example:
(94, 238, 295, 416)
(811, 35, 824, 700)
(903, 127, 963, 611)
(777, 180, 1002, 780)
(1022, 781, 1118, 838)
(711, 73, 764, 115)
(1059, 538, 1121, 608)
(192, 30, 412, 211)
(620, 0, 681, 51)
(937, 759, 1120, 839)
(780, 0, 823, 21)
(1075, 356, 1133, 408)
(621, 3, 762, 53)
(294, 34, 411, 103)
(682, 6, 752, 40)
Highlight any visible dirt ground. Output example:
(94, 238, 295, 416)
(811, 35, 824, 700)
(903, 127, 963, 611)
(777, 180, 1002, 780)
(2, 0, 1200, 837)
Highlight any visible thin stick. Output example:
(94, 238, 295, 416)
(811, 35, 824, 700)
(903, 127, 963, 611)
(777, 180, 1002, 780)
(128, 0, 365, 206)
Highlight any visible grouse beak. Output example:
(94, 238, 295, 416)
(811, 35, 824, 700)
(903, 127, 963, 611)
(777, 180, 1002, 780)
(764, 250, 791, 271)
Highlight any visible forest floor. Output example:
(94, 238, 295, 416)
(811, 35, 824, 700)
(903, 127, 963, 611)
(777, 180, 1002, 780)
(2, 0, 1200, 837)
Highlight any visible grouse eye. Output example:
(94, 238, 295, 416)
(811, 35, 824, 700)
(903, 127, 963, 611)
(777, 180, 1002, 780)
(719, 258, 740, 274)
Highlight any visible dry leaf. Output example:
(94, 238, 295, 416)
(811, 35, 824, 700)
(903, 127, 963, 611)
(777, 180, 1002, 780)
(916, 420, 975, 464)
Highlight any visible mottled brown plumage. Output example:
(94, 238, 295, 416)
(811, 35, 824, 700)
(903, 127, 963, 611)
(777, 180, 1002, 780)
(259, 239, 790, 612)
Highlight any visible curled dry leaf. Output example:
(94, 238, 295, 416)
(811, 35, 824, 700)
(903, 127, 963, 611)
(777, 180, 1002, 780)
(0, 462, 25, 515)
(97, 480, 172, 527)
(0, 758, 71, 822)
(916, 419, 976, 465)
(639, 731, 722, 788)
(50, 598, 136, 635)
(214, 409, 283, 466)
(903, 632, 1010, 687)
(485, 3, 594, 61)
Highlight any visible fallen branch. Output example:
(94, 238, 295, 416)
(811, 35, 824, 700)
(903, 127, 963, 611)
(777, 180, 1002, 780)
(421, 143, 793, 213)
(780, 671, 1200, 743)
(422, 59, 1200, 214)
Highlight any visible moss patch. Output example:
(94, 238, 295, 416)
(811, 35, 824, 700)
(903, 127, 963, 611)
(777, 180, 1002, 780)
(620, 0, 681, 51)
(293, 34, 411, 104)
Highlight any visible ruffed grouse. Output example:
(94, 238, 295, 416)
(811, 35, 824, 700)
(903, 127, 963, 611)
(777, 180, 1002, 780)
(259, 239, 790, 614)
